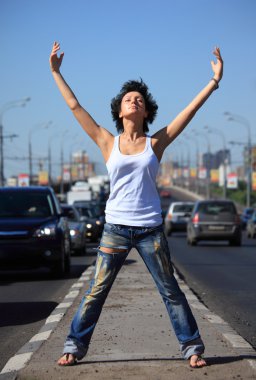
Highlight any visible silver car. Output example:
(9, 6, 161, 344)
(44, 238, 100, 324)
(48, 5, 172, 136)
(187, 200, 242, 246)
(246, 210, 256, 239)
(164, 202, 194, 236)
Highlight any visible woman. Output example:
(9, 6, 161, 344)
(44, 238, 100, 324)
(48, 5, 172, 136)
(49, 42, 223, 368)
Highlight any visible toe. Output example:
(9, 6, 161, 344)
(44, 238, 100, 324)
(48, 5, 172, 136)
(190, 355, 207, 368)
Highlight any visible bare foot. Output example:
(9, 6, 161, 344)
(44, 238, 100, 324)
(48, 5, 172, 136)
(189, 355, 207, 368)
(57, 353, 77, 366)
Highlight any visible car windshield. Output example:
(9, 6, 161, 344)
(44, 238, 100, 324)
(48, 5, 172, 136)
(76, 207, 97, 218)
(198, 202, 236, 215)
(244, 208, 254, 216)
(0, 192, 54, 218)
(172, 204, 193, 213)
(62, 207, 78, 221)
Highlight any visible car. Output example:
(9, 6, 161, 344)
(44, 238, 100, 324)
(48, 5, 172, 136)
(187, 200, 242, 246)
(0, 186, 71, 276)
(240, 207, 255, 229)
(61, 204, 87, 255)
(164, 202, 194, 236)
(73, 202, 104, 242)
(246, 210, 256, 238)
(73, 200, 106, 224)
(159, 188, 172, 198)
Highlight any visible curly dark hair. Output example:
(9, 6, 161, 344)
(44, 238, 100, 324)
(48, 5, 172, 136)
(111, 79, 158, 133)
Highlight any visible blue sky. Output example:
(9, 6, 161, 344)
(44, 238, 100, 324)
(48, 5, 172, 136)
(1, 0, 255, 179)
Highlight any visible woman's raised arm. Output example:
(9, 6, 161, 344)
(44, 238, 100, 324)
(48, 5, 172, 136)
(49, 42, 114, 161)
(152, 47, 223, 160)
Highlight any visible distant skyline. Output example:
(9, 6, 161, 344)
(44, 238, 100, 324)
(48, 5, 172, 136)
(1, 0, 255, 180)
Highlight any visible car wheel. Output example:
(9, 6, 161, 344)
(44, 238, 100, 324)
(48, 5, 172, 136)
(51, 240, 70, 277)
(76, 246, 86, 255)
(190, 238, 197, 246)
(229, 238, 241, 247)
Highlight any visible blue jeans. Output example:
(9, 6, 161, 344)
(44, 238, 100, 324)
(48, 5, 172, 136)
(63, 223, 204, 360)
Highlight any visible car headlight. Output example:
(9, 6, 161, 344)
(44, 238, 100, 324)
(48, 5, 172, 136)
(86, 224, 92, 229)
(70, 229, 80, 236)
(96, 220, 101, 225)
(33, 224, 57, 237)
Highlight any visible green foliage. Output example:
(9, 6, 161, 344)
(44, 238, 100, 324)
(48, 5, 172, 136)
(210, 182, 256, 206)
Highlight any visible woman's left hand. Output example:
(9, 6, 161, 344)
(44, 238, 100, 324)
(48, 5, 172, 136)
(211, 47, 223, 82)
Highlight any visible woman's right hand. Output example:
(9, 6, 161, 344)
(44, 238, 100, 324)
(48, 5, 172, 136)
(49, 41, 64, 73)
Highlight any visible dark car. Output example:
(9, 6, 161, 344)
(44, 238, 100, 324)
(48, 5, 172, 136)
(73, 202, 104, 242)
(61, 204, 87, 254)
(164, 202, 194, 236)
(187, 200, 242, 246)
(246, 210, 256, 239)
(240, 207, 255, 229)
(0, 186, 71, 276)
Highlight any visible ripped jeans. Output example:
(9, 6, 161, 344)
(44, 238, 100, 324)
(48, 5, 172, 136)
(63, 223, 205, 360)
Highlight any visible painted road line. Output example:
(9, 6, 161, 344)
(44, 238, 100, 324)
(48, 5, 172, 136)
(1, 353, 33, 374)
(29, 330, 52, 343)
(45, 313, 64, 324)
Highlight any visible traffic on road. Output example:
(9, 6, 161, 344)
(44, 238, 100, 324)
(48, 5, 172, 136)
(0, 184, 255, 373)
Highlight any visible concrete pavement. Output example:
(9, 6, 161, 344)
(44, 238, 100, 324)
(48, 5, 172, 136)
(1, 248, 256, 380)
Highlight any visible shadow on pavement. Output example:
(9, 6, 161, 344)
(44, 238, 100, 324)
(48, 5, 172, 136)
(0, 301, 58, 327)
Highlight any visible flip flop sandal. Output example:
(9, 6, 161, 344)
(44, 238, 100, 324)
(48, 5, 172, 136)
(58, 353, 77, 366)
(189, 355, 207, 368)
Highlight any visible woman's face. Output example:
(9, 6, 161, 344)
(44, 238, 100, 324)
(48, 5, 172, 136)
(119, 91, 148, 120)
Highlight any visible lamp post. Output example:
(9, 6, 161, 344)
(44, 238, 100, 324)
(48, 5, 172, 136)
(28, 121, 52, 184)
(184, 133, 200, 194)
(204, 126, 227, 199)
(224, 112, 252, 206)
(192, 130, 211, 199)
(179, 138, 191, 189)
(0, 98, 30, 186)
(60, 130, 70, 195)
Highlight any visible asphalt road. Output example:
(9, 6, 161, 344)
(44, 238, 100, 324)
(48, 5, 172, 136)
(161, 189, 256, 350)
(1, 189, 255, 372)
(0, 243, 97, 372)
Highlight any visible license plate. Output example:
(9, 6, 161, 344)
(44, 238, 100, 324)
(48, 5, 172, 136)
(208, 225, 225, 231)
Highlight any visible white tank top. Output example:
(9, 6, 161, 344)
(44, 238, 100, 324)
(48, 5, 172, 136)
(105, 135, 162, 227)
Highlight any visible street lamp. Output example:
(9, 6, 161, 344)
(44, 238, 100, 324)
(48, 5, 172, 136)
(184, 133, 200, 194)
(178, 138, 191, 189)
(192, 129, 211, 199)
(28, 121, 52, 184)
(204, 126, 227, 199)
(224, 112, 252, 206)
(0, 97, 30, 186)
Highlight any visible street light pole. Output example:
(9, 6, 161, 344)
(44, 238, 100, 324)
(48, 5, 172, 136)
(192, 130, 211, 199)
(184, 133, 200, 194)
(0, 98, 30, 186)
(204, 126, 227, 199)
(224, 112, 252, 207)
(28, 121, 52, 185)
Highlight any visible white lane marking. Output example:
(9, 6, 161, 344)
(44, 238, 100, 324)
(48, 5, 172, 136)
(56, 302, 72, 309)
(223, 333, 252, 348)
(71, 282, 84, 289)
(64, 290, 79, 299)
(29, 330, 52, 342)
(80, 275, 90, 281)
(45, 313, 64, 324)
(1, 352, 33, 374)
